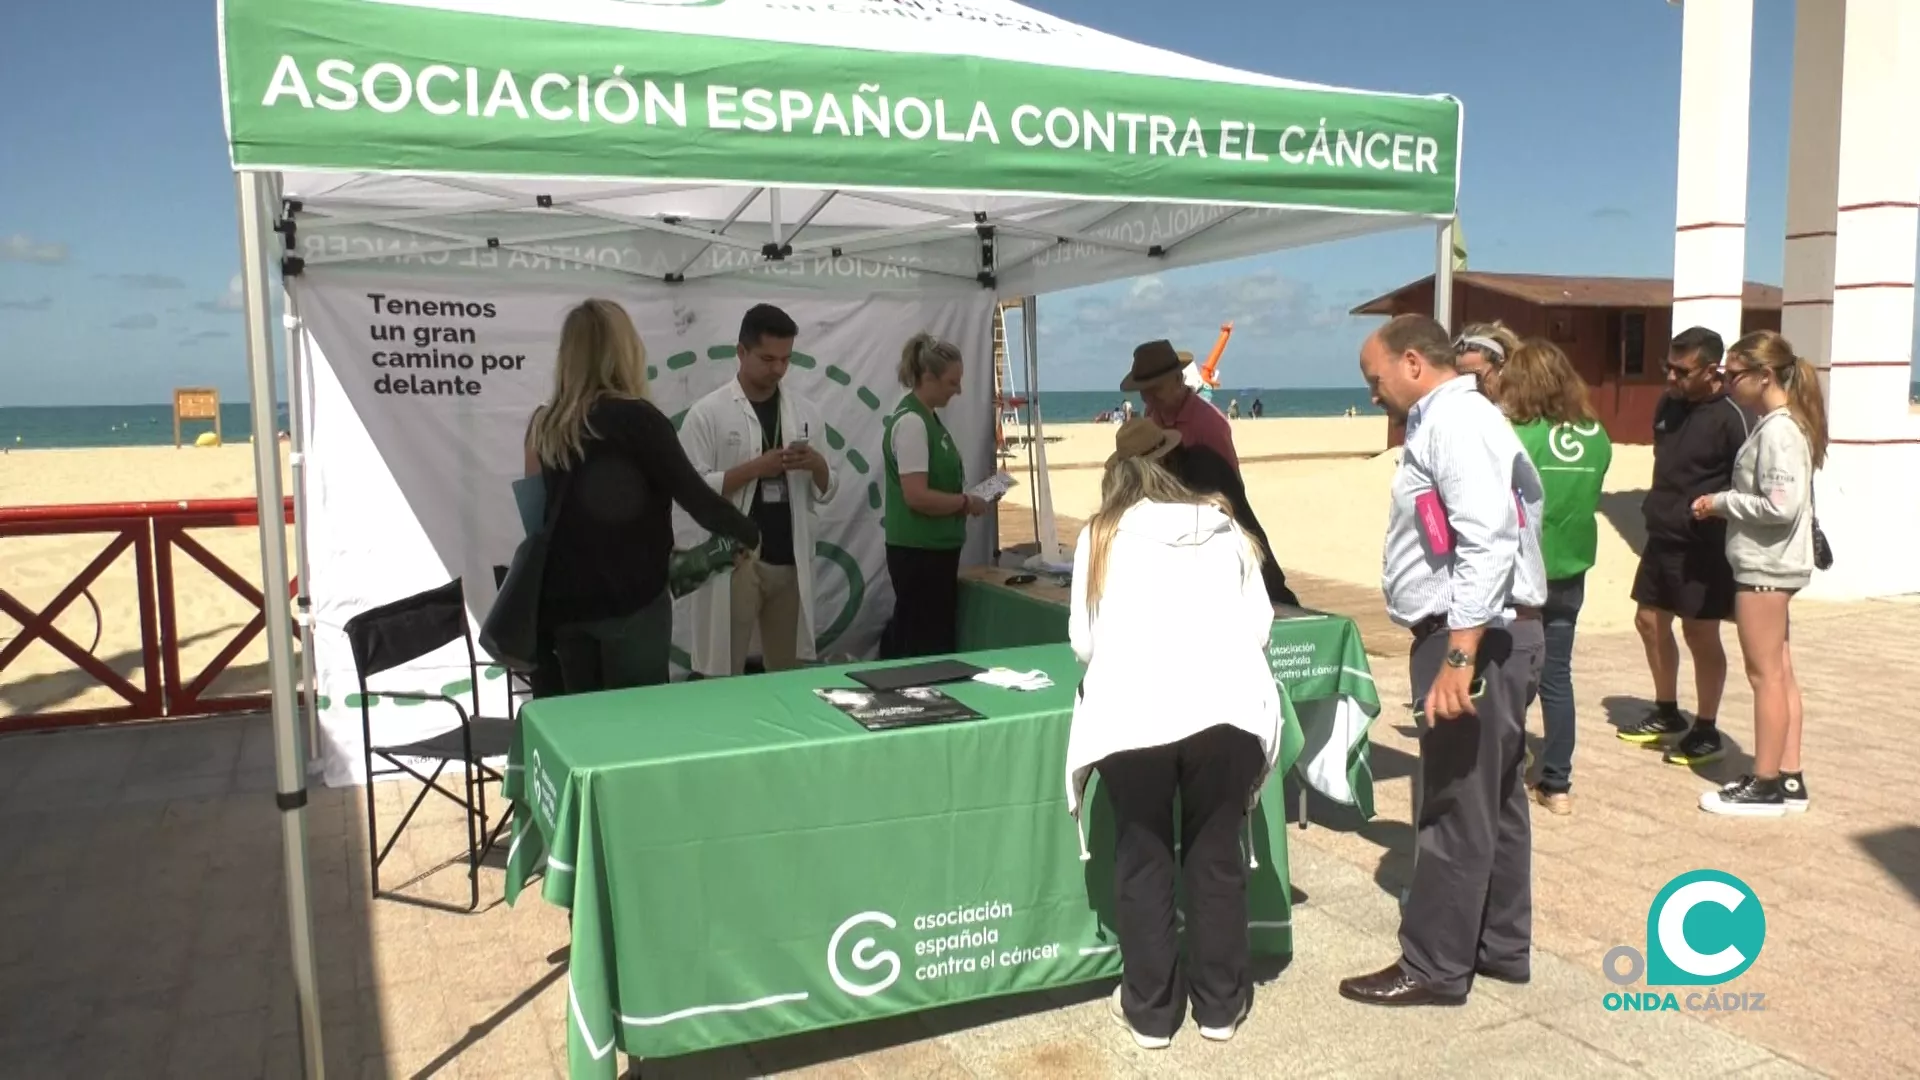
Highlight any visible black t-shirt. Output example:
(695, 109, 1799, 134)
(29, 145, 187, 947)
(1642, 393, 1752, 548)
(538, 397, 760, 627)
(749, 394, 796, 566)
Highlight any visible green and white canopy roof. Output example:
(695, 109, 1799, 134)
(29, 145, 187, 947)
(221, 0, 1462, 295)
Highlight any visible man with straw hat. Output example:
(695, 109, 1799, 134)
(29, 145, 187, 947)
(1110, 417, 1297, 606)
(1122, 340, 1239, 469)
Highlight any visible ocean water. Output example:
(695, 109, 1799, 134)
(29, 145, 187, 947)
(0, 391, 1369, 450)
(6, 381, 1915, 450)
(0, 404, 286, 451)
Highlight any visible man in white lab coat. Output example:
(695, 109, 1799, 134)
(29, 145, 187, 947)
(678, 304, 837, 677)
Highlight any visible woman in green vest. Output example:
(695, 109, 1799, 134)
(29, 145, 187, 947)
(1499, 339, 1613, 816)
(879, 332, 987, 658)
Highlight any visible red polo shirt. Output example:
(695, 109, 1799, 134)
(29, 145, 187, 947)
(1154, 392, 1239, 469)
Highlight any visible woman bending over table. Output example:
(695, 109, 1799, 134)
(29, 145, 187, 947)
(524, 299, 760, 695)
(1064, 454, 1280, 1050)
(878, 332, 987, 659)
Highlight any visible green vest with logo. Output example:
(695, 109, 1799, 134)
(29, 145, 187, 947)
(882, 393, 967, 551)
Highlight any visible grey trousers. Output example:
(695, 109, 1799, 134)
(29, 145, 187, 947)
(1400, 618, 1545, 996)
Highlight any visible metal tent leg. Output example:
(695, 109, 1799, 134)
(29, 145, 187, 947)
(236, 168, 326, 1080)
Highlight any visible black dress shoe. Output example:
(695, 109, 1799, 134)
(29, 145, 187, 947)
(1338, 963, 1467, 1007)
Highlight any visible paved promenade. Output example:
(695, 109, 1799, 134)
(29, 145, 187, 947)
(0, 598, 1914, 1078)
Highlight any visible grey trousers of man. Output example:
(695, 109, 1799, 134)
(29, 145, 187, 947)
(1400, 618, 1545, 996)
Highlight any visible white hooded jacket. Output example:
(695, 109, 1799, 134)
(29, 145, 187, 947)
(1064, 500, 1281, 831)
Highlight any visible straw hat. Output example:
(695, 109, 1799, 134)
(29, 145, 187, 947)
(1109, 418, 1182, 465)
(1119, 339, 1191, 392)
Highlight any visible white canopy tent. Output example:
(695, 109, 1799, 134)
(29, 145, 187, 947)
(220, 0, 1461, 1073)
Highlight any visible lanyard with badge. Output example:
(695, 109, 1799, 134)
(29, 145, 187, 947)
(759, 399, 786, 505)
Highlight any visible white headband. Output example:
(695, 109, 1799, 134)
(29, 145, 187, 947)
(1457, 335, 1506, 362)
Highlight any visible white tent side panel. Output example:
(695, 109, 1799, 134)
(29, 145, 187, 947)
(296, 273, 992, 785)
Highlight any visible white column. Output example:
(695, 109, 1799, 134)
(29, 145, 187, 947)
(1670, 0, 1754, 347)
(1808, 0, 1920, 598)
(1780, 0, 1844, 374)
(1434, 220, 1455, 333)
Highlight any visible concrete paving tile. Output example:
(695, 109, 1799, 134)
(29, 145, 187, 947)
(161, 1009, 271, 1080)
(1317, 1017, 1640, 1079)
(1722, 1057, 1832, 1080)
(1534, 1001, 1774, 1079)
(967, 1037, 1142, 1080)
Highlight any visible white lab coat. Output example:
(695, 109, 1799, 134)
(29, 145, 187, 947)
(675, 379, 838, 675)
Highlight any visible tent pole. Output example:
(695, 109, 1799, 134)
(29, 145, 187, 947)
(281, 286, 321, 759)
(1434, 220, 1456, 333)
(1020, 296, 1062, 565)
(235, 168, 326, 1080)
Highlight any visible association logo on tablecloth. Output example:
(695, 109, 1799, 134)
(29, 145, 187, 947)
(826, 901, 1062, 998)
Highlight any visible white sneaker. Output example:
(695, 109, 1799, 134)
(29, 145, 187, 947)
(1109, 986, 1171, 1050)
(1199, 997, 1251, 1042)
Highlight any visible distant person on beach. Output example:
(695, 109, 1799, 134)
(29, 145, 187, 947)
(523, 299, 760, 695)
(1453, 322, 1523, 401)
(1228, 398, 1241, 419)
(1621, 327, 1750, 768)
(1250, 398, 1264, 418)
(1109, 418, 1299, 607)
(1123, 399, 1135, 422)
(1122, 340, 1239, 469)
(1690, 330, 1826, 817)
(1500, 339, 1614, 816)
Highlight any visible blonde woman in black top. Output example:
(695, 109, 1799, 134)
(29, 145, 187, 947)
(524, 299, 760, 694)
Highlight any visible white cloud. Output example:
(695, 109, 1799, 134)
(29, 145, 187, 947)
(103, 272, 187, 291)
(0, 234, 68, 264)
(196, 274, 245, 314)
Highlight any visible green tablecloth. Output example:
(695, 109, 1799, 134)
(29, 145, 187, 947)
(503, 643, 1301, 1075)
(957, 575, 1381, 817)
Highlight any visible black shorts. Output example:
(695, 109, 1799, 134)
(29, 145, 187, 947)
(1631, 541, 1735, 622)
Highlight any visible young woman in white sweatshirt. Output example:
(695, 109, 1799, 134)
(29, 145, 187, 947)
(1689, 330, 1828, 817)
(1064, 453, 1280, 1049)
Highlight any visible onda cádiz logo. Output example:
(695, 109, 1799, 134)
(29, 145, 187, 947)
(1602, 870, 1768, 1014)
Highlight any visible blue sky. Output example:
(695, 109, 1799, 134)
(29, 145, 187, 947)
(0, 0, 1914, 404)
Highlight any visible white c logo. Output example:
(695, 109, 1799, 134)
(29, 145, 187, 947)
(1656, 880, 1748, 978)
(1549, 421, 1600, 463)
(828, 912, 901, 998)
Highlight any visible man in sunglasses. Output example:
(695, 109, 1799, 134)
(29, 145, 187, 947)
(1623, 326, 1753, 765)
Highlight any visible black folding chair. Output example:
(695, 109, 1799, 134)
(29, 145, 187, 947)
(344, 578, 514, 911)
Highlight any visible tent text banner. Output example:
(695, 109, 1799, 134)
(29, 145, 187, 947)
(226, 0, 1460, 214)
(296, 273, 994, 786)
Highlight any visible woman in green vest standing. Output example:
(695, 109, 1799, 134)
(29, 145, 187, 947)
(879, 332, 988, 659)
(1498, 339, 1613, 816)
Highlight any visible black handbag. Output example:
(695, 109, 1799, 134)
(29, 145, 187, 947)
(480, 468, 572, 672)
(1812, 515, 1834, 571)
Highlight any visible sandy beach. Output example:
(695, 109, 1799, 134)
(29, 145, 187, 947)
(0, 416, 1658, 718)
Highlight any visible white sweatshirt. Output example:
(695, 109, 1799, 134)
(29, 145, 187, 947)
(1709, 407, 1816, 590)
(1063, 500, 1281, 820)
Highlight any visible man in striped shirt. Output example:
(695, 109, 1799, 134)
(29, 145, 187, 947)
(1340, 313, 1548, 1008)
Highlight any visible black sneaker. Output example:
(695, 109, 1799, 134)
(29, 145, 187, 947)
(1663, 725, 1725, 766)
(1619, 709, 1689, 744)
(1780, 773, 1809, 814)
(1699, 775, 1786, 817)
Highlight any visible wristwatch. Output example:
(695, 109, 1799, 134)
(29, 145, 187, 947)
(1445, 648, 1473, 669)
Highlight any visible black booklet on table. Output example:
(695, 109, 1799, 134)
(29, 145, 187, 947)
(814, 687, 983, 731)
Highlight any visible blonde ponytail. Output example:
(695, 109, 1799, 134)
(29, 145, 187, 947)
(898, 332, 963, 389)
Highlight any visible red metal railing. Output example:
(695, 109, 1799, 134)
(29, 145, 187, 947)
(0, 497, 297, 733)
